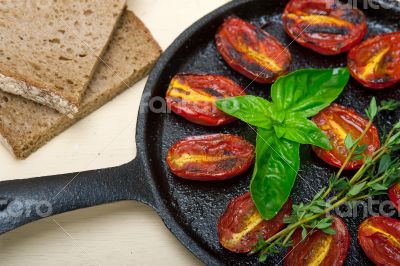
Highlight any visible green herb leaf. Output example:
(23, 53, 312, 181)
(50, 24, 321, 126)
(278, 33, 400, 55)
(370, 190, 388, 196)
(250, 128, 300, 219)
(334, 180, 349, 191)
(370, 183, 388, 191)
(283, 215, 298, 224)
(389, 131, 400, 145)
(330, 176, 349, 191)
(351, 154, 364, 161)
(354, 144, 368, 155)
(366, 97, 378, 120)
(384, 172, 400, 188)
(251, 233, 267, 254)
(316, 200, 329, 208)
(259, 252, 268, 263)
(278, 115, 332, 149)
(271, 68, 349, 118)
(316, 222, 333, 230)
(322, 227, 336, 235)
(309, 206, 324, 214)
(347, 181, 367, 196)
(320, 217, 334, 224)
(216, 96, 273, 129)
(378, 154, 392, 175)
(301, 226, 308, 240)
(313, 188, 327, 201)
(379, 99, 400, 112)
(344, 134, 354, 150)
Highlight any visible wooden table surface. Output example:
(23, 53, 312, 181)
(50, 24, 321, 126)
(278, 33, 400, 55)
(0, 0, 229, 265)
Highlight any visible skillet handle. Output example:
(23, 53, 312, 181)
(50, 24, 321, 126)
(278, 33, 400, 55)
(0, 157, 155, 234)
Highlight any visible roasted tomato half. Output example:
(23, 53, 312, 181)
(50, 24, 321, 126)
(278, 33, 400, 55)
(312, 103, 380, 170)
(282, 0, 367, 55)
(218, 192, 292, 253)
(285, 216, 350, 266)
(166, 73, 245, 126)
(348, 32, 400, 89)
(167, 134, 255, 181)
(389, 183, 400, 212)
(358, 216, 400, 266)
(215, 16, 291, 83)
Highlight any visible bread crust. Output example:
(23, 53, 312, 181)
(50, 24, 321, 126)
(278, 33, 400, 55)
(0, 72, 79, 114)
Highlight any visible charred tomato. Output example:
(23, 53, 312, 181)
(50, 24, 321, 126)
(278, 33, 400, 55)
(312, 103, 380, 170)
(348, 32, 400, 89)
(166, 74, 245, 126)
(215, 16, 291, 83)
(282, 0, 367, 55)
(285, 216, 350, 266)
(389, 183, 400, 212)
(358, 216, 400, 266)
(167, 134, 255, 181)
(218, 192, 292, 253)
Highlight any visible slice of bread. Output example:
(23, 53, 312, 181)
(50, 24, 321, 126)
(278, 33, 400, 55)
(0, 0, 127, 114)
(0, 10, 161, 159)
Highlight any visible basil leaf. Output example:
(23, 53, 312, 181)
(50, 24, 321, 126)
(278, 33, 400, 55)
(216, 96, 273, 129)
(271, 68, 349, 118)
(250, 128, 300, 219)
(276, 116, 332, 150)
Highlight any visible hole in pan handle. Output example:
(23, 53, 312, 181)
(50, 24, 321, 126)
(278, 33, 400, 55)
(0, 156, 155, 234)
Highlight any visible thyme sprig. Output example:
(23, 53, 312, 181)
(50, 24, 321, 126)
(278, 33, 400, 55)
(251, 98, 400, 262)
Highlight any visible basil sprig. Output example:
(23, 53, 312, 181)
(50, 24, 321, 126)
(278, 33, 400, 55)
(216, 68, 350, 219)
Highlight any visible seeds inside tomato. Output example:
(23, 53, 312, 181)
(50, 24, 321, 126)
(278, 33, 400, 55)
(348, 32, 400, 89)
(216, 16, 291, 83)
(312, 103, 380, 170)
(358, 216, 400, 266)
(167, 134, 255, 181)
(282, 0, 367, 55)
(285, 216, 350, 266)
(166, 73, 245, 126)
(218, 192, 292, 253)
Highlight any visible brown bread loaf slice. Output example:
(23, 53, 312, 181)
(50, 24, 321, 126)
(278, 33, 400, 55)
(0, 0, 126, 114)
(0, 10, 161, 159)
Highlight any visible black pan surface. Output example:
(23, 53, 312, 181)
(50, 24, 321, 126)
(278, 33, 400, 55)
(1, 0, 400, 265)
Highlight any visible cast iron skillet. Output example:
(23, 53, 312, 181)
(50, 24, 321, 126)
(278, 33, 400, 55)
(1, 0, 400, 265)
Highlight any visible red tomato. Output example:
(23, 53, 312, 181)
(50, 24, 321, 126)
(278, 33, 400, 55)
(312, 103, 380, 170)
(167, 134, 255, 181)
(389, 183, 400, 212)
(348, 32, 400, 89)
(282, 0, 367, 55)
(358, 216, 400, 266)
(285, 216, 350, 266)
(218, 192, 292, 253)
(215, 16, 291, 83)
(166, 74, 245, 126)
